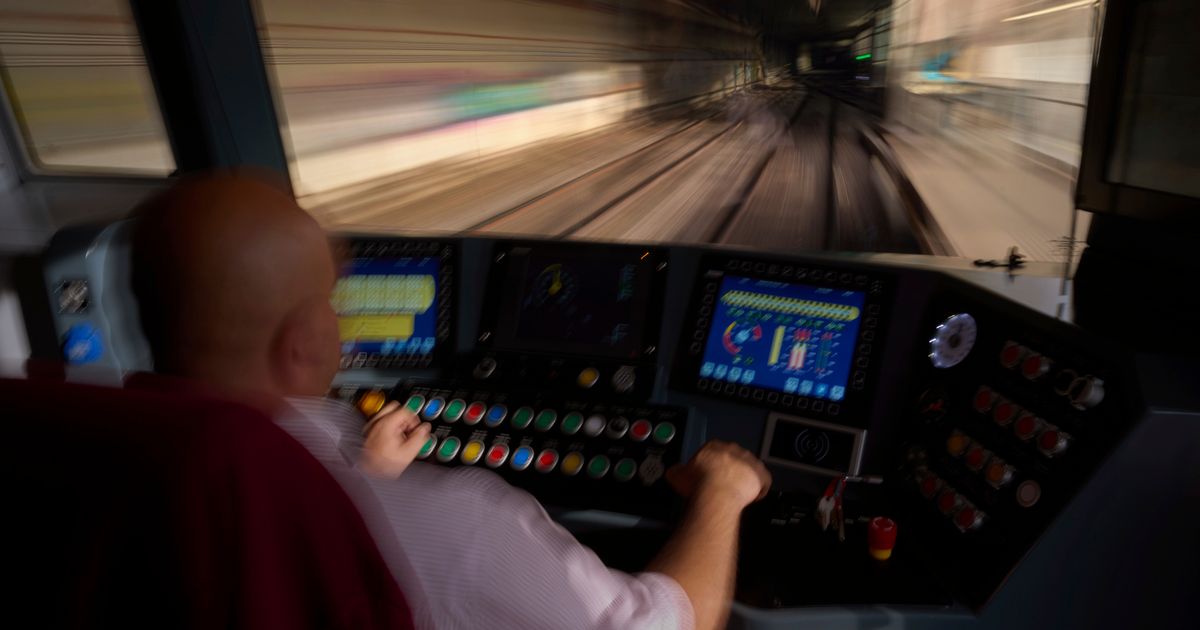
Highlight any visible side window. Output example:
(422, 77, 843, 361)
(0, 0, 174, 176)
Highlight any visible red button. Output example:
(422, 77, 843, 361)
(1039, 429, 1067, 455)
(464, 401, 487, 425)
(535, 449, 559, 473)
(955, 507, 982, 531)
(630, 419, 653, 442)
(974, 387, 994, 413)
(1022, 354, 1051, 380)
(919, 476, 940, 498)
(965, 447, 987, 470)
(993, 401, 1017, 425)
(999, 342, 1023, 368)
(937, 490, 958, 514)
(1014, 414, 1039, 440)
(485, 444, 509, 468)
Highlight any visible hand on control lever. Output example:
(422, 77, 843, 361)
(360, 401, 432, 479)
(666, 440, 772, 510)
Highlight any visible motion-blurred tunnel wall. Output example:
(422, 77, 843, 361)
(255, 0, 765, 196)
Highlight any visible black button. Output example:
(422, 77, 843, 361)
(862, 331, 875, 341)
(865, 317, 878, 328)
(705, 283, 717, 291)
(693, 330, 705, 341)
(768, 392, 779, 402)
(812, 401, 825, 412)
(727, 260, 739, 270)
(690, 342, 702, 353)
(796, 398, 809, 410)
(740, 262, 753, 271)
(738, 386, 750, 397)
(752, 390, 764, 400)
(781, 266, 794, 277)
(782, 395, 794, 405)
(699, 305, 711, 316)
(702, 294, 714, 305)
(697, 379, 708, 390)
(824, 271, 837, 282)
(860, 344, 872, 355)
(829, 404, 840, 415)
(724, 383, 737, 394)
(856, 357, 870, 368)
(855, 275, 868, 285)
(839, 273, 852, 283)
(768, 265, 779, 275)
(853, 370, 867, 381)
(868, 304, 881, 314)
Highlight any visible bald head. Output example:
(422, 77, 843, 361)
(132, 173, 341, 397)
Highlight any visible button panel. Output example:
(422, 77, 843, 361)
(389, 382, 689, 519)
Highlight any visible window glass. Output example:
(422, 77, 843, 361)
(0, 0, 174, 175)
(256, 0, 1098, 268)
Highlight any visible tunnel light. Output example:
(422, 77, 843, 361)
(855, 53, 872, 61)
(1002, 0, 1096, 22)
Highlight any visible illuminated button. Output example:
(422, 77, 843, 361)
(464, 401, 487, 425)
(1014, 414, 1040, 441)
(946, 432, 970, 457)
(985, 460, 1014, 487)
(460, 440, 485, 465)
(510, 446, 535, 471)
(999, 342, 1024, 368)
(511, 407, 535, 430)
(605, 417, 629, 440)
(534, 409, 558, 432)
(561, 452, 585, 476)
(1022, 354, 1051, 380)
(919, 474, 941, 498)
(973, 387, 994, 413)
(1016, 480, 1042, 508)
(435, 436, 461, 463)
(404, 395, 426, 413)
(630, 419, 653, 442)
(443, 399, 466, 423)
(937, 490, 960, 515)
(484, 404, 508, 428)
(577, 367, 600, 389)
(535, 449, 560, 473)
(954, 506, 984, 532)
(583, 415, 606, 437)
(653, 422, 677, 445)
(993, 401, 1018, 426)
(357, 391, 386, 417)
(587, 455, 611, 479)
(422, 398, 446, 420)
(1038, 428, 1069, 456)
(416, 435, 437, 460)
(561, 412, 584, 435)
(614, 458, 637, 482)
(485, 444, 510, 468)
(965, 446, 988, 471)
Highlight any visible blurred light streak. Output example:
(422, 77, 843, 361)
(1002, 1, 1096, 23)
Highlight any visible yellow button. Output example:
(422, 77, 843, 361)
(577, 368, 600, 389)
(562, 451, 585, 476)
(461, 440, 485, 465)
(357, 391, 386, 417)
(946, 433, 970, 457)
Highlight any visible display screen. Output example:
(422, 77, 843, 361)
(494, 246, 655, 358)
(333, 256, 440, 358)
(700, 275, 865, 401)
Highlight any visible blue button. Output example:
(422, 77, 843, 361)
(63, 323, 103, 365)
(485, 404, 508, 427)
(422, 397, 445, 420)
(510, 445, 535, 471)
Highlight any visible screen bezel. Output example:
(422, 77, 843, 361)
(672, 255, 892, 428)
(1076, 0, 1200, 226)
(478, 240, 668, 362)
(335, 236, 456, 370)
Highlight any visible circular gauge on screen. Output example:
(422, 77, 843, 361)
(531, 264, 577, 307)
(929, 313, 977, 368)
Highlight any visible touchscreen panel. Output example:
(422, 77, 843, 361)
(334, 255, 440, 360)
(700, 275, 865, 401)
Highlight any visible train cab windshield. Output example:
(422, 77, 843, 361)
(1, 1, 1198, 629)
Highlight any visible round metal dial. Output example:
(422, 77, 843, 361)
(929, 313, 977, 368)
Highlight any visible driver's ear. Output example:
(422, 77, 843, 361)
(271, 301, 334, 397)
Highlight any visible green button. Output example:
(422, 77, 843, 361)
(417, 436, 437, 459)
(405, 395, 425, 413)
(587, 455, 611, 478)
(511, 407, 534, 430)
(444, 399, 466, 422)
(614, 458, 637, 482)
(436, 436, 461, 462)
(561, 412, 584, 435)
(534, 409, 557, 432)
(653, 422, 676, 444)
